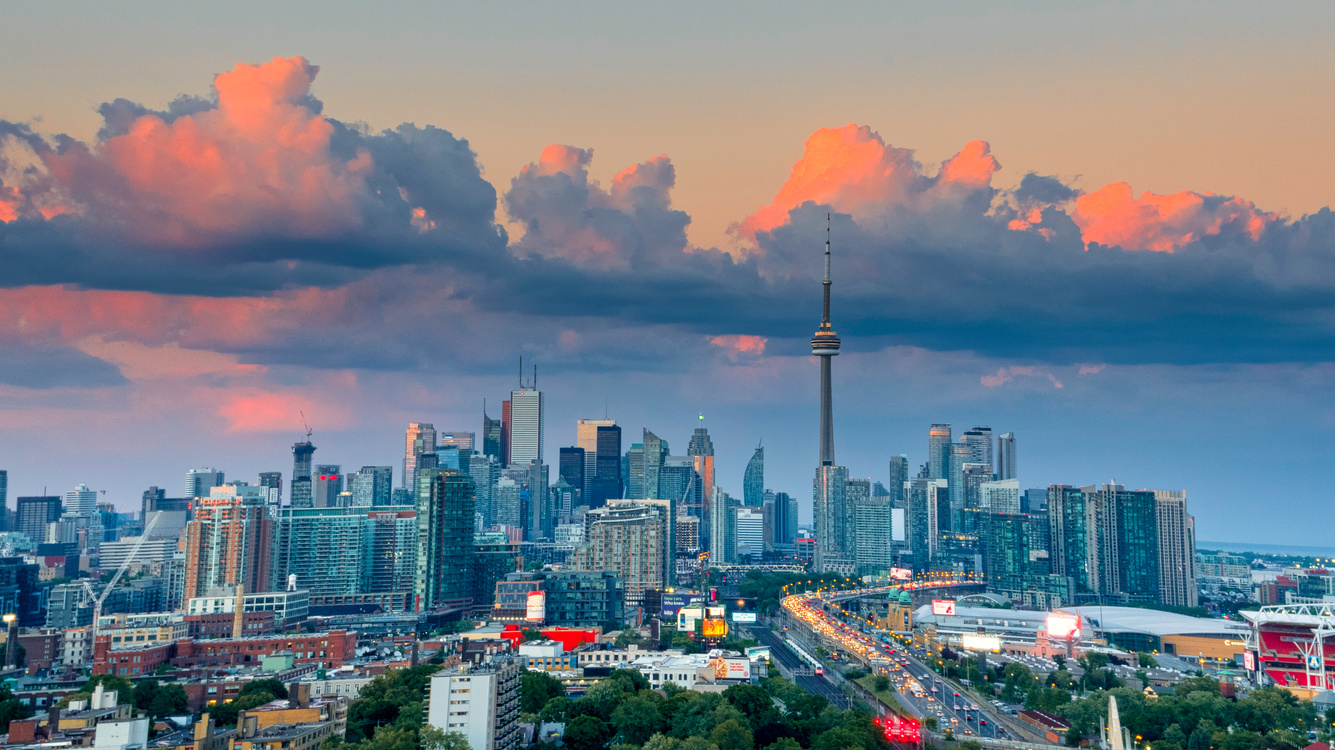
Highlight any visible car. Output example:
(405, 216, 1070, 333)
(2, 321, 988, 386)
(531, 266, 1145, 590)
(980, 720, 987, 726)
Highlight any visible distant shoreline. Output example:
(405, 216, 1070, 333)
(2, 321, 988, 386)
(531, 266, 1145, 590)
(1197, 540, 1335, 557)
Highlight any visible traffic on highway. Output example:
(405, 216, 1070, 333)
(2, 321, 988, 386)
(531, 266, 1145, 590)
(779, 577, 1022, 742)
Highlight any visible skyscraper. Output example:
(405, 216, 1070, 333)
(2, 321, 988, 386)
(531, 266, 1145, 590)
(743, 445, 764, 507)
(947, 443, 971, 531)
(526, 461, 550, 541)
(182, 483, 274, 599)
(928, 424, 952, 480)
(500, 400, 512, 469)
(469, 454, 501, 525)
(709, 488, 737, 564)
(642, 430, 667, 500)
(689, 426, 715, 548)
(313, 465, 343, 508)
(290, 440, 316, 509)
(439, 431, 475, 453)
(483, 404, 504, 464)
(509, 386, 543, 468)
(1046, 484, 1095, 594)
(888, 455, 908, 507)
(735, 507, 764, 561)
(415, 469, 476, 611)
(570, 500, 667, 610)
(996, 432, 1016, 481)
(184, 468, 225, 500)
(577, 419, 615, 500)
(812, 222, 841, 467)
(625, 443, 645, 498)
(1154, 490, 1198, 608)
(275, 506, 366, 595)
(16, 496, 60, 542)
(349, 466, 393, 507)
(590, 425, 623, 507)
(363, 508, 418, 594)
(853, 490, 892, 575)
(557, 447, 585, 503)
(403, 423, 437, 492)
(906, 478, 947, 570)
(64, 484, 97, 517)
(961, 426, 994, 473)
(0, 470, 8, 532)
(258, 472, 283, 507)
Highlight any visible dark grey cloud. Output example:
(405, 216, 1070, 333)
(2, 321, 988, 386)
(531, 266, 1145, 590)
(0, 344, 126, 389)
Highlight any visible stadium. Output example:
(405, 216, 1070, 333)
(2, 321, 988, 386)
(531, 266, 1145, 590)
(1242, 603, 1335, 697)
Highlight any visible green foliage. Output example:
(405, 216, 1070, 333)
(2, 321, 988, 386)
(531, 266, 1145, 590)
(1138, 652, 1159, 668)
(0, 684, 32, 733)
(765, 739, 802, 750)
(521, 628, 545, 642)
(520, 671, 566, 714)
(709, 719, 753, 750)
(873, 675, 890, 692)
(60, 674, 135, 707)
(565, 715, 611, 750)
(344, 663, 444, 742)
(611, 696, 667, 746)
(614, 630, 646, 648)
(209, 690, 276, 727)
(132, 680, 189, 719)
(1002, 662, 1038, 702)
(420, 727, 472, 750)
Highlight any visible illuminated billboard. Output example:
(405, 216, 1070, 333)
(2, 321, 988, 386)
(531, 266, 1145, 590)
(1244, 650, 1256, 671)
(731, 612, 758, 623)
(710, 657, 752, 679)
(889, 567, 913, 581)
(525, 591, 546, 622)
(931, 599, 956, 616)
(1046, 612, 1081, 640)
(702, 618, 730, 639)
(961, 634, 1001, 652)
(661, 593, 702, 617)
(678, 607, 704, 631)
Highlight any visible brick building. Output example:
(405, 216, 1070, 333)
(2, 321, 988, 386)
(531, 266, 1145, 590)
(92, 630, 356, 675)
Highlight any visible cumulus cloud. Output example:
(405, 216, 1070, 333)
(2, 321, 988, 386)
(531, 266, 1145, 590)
(1073, 181, 1275, 252)
(980, 366, 1064, 389)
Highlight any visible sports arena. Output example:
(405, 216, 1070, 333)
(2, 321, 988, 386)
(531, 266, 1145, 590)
(1242, 604, 1335, 697)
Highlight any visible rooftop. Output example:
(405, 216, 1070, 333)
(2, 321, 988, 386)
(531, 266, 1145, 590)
(1061, 606, 1247, 637)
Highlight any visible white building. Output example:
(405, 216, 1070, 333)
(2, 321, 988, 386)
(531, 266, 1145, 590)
(98, 537, 178, 570)
(734, 508, 764, 560)
(626, 652, 712, 690)
(93, 718, 150, 750)
(186, 588, 310, 624)
(980, 479, 1021, 514)
(428, 657, 521, 750)
(509, 389, 544, 466)
(64, 484, 98, 517)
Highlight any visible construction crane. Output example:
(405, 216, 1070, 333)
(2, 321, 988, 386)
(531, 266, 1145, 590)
(82, 512, 162, 644)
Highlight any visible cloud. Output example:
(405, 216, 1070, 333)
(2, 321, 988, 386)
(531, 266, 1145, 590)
(218, 390, 347, 433)
(710, 334, 767, 361)
(0, 343, 127, 389)
(980, 366, 1064, 389)
(1072, 181, 1275, 252)
(1079, 364, 1107, 375)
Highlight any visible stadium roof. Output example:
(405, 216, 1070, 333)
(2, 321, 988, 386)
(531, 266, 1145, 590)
(1061, 606, 1247, 638)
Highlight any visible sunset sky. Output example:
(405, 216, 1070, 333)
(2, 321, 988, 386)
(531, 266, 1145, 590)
(3, 2, 1335, 544)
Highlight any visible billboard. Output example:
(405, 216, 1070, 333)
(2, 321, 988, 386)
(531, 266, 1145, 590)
(525, 591, 546, 622)
(889, 567, 913, 581)
(731, 612, 758, 623)
(746, 646, 771, 661)
(1244, 650, 1256, 671)
(661, 593, 702, 617)
(710, 657, 752, 679)
(1046, 612, 1081, 640)
(961, 634, 1001, 652)
(706, 606, 725, 618)
(702, 618, 730, 639)
(931, 599, 956, 616)
(678, 607, 704, 631)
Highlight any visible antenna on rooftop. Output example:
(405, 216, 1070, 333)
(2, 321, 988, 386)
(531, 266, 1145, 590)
(299, 410, 313, 441)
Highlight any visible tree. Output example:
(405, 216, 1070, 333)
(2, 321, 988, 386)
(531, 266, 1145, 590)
(0, 685, 32, 733)
(60, 674, 135, 707)
(565, 715, 612, 750)
(765, 739, 802, 750)
(615, 630, 646, 648)
(723, 683, 779, 729)
(358, 726, 418, 750)
(611, 697, 667, 746)
(133, 680, 190, 719)
(522, 628, 545, 642)
(1138, 653, 1159, 668)
(1188, 719, 1218, 750)
(209, 690, 276, 727)
(1176, 677, 1221, 698)
(240, 678, 289, 700)
(709, 719, 753, 750)
(420, 727, 473, 750)
(521, 671, 567, 714)
(873, 675, 890, 692)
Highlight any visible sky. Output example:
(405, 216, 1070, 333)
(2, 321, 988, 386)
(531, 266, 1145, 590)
(2, 2, 1335, 543)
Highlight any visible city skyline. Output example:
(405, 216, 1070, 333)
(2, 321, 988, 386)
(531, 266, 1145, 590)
(5, 7, 1335, 545)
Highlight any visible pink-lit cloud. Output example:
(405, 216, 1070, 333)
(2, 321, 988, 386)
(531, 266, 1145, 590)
(1072, 181, 1275, 252)
(980, 366, 1064, 389)
(218, 390, 351, 433)
(710, 334, 767, 361)
(731, 124, 999, 240)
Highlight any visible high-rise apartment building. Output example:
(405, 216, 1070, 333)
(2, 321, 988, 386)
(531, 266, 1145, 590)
(1154, 490, 1198, 608)
(492, 477, 522, 530)
(275, 507, 366, 595)
(415, 469, 476, 611)
(526, 461, 550, 541)
(625, 443, 645, 499)
(428, 656, 521, 750)
(508, 388, 543, 467)
(1047, 485, 1096, 595)
(403, 423, 436, 492)
(571, 500, 667, 609)
(1095, 484, 1160, 601)
(813, 466, 850, 572)
(258, 472, 283, 508)
(735, 507, 764, 560)
(64, 484, 98, 517)
(348, 466, 393, 507)
(469, 454, 501, 526)
(290, 440, 316, 509)
(577, 419, 615, 501)
(906, 478, 947, 570)
(710, 489, 737, 565)
(980, 478, 1021, 514)
(927, 424, 952, 480)
(961, 426, 994, 474)
(888, 455, 908, 507)
(743, 445, 764, 507)
(853, 491, 892, 575)
(184, 469, 225, 500)
(16, 496, 60, 542)
(996, 433, 1017, 481)
(363, 508, 418, 594)
(182, 483, 274, 600)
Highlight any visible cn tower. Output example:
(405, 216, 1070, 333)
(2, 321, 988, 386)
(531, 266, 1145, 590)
(811, 215, 841, 466)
